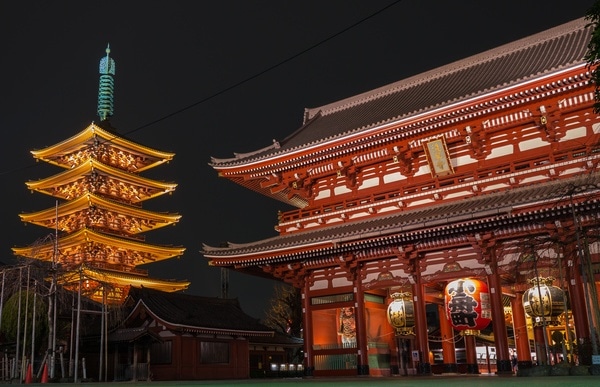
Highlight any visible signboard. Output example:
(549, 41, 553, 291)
(423, 137, 454, 177)
(412, 350, 420, 362)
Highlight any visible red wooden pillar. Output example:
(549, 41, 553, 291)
(533, 325, 548, 365)
(464, 333, 479, 374)
(354, 272, 369, 375)
(485, 257, 512, 374)
(511, 291, 533, 370)
(565, 240, 592, 363)
(302, 278, 314, 376)
(411, 274, 431, 375)
(437, 303, 457, 373)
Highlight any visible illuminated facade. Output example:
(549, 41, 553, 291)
(13, 46, 189, 304)
(204, 18, 600, 377)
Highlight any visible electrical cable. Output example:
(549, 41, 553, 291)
(125, 0, 404, 136)
(0, 0, 403, 177)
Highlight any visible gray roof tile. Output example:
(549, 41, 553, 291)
(212, 18, 591, 166)
(203, 173, 600, 258)
(127, 287, 272, 334)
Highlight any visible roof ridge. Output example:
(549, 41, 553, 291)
(304, 17, 588, 121)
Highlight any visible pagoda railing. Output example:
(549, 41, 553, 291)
(87, 262, 149, 276)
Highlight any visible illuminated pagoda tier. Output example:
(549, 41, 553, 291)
(13, 46, 189, 304)
(204, 19, 600, 377)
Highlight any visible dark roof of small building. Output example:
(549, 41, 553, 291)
(126, 287, 273, 336)
(211, 18, 591, 166)
(108, 327, 161, 343)
(251, 331, 304, 347)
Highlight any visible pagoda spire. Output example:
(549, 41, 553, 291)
(97, 44, 116, 121)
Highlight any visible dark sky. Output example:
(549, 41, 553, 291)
(0, 0, 594, 320)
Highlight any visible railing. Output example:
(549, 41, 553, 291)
(277, 146, 598, 234)
(0, 356, 17, 382)
(87, 262, 149, 276)
(314, 354, 357, 371)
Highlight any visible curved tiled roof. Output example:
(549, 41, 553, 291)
(31, 122, 175, 172)
(202, 172, 600, 260)
(13, 227, 185, 263)
(56, 265, 190, 292)
(18, 192, 181, 233)
(211, 18, 591, 166)
(127, 287, 273, 336)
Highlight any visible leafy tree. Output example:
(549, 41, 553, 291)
(585, 1, 600, 113)
(263, 283, 303, 338)
(1, 290, 48, 349)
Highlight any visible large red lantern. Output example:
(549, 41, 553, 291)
(444, 278, 492, 335)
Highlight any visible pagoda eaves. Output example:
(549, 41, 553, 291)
(26, 159, 177, 203)
(55, 265, 190, 304)
(31, 123, 175, 173)
(13, 227, 185, 267)
(18, 192, 181, 235)
(57, 264, 190, 290)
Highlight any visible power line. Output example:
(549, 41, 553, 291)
(0, 0, 403, 177)
(124, 0, 404, 136)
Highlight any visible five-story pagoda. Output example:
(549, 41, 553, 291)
(13, 45, 189, 304)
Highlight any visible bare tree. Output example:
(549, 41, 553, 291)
(263, 283, 302, 338)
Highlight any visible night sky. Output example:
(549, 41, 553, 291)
(0, 0, 594, 320)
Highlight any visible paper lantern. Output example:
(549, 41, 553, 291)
(444, 278, 492, 335)
(387, 292, 415, 335)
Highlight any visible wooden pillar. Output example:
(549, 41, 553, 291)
(411, 275, 431, 375)
(511, 291, 533, 370)
(565, 241, 591, 355)
(396, 337, 411, 376)
(438, 303, 457, 373)
(302, 279, 314, 376)
(354, 272, 369, 375)
(533, 325, 548, 365)
(485, 257, 512, 374)
(113, 346, 118, 382)
(146, 346, 151, 382)
(464, 333, 479, 374)
(132, 343, 137, 381)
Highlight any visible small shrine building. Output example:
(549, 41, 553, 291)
(203, 18, 600, 377)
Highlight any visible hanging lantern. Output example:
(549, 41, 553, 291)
(444, 278, 492, 336)
(522, 276, 565, 327)
(387, 292, 415, 335)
